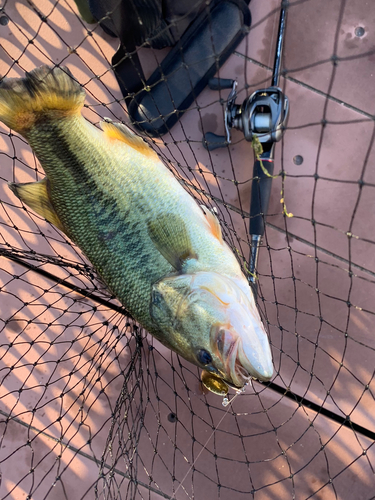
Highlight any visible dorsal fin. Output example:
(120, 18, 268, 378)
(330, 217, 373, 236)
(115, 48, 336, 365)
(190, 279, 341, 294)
(200, 205, 223, 243)
(100, 118, 157, 159)
(8, 178, 65, 232)
(147, 214, 197, 271)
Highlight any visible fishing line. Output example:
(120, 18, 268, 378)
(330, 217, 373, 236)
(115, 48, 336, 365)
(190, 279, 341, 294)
(171, 389, 244, 499)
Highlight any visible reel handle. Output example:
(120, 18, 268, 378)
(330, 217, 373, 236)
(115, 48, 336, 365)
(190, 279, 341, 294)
(202, 132, 227, 151)
(208, 78, 235, 90)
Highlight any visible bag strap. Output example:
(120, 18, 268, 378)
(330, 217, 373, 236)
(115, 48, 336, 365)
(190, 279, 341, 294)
(112, 44, 146, 98)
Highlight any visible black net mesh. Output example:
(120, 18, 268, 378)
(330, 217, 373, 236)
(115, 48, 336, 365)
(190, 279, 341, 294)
(0, 0, 375, 498)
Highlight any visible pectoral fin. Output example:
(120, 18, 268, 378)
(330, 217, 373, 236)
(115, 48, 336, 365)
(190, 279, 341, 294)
(8, 179, 64, 232)
(147, 214, 197, 271)
(101, 118, 157, 159)
(200, 205, 223, 243)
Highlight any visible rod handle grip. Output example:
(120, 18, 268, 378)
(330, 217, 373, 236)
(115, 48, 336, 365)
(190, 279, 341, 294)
(250, 159, 275, 236)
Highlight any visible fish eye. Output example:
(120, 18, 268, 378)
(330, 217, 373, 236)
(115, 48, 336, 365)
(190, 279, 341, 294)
(197, 349, 212, 365)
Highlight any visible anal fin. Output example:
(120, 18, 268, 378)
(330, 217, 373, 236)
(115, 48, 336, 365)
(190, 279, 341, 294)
(200, 205, 223, 243)
(8, 178, 64, 232)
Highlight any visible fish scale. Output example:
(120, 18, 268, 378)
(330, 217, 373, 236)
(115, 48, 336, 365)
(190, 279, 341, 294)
(25, 114, 235, 330)
(0, 66, 273, 393)
(26, 117, 174, 330)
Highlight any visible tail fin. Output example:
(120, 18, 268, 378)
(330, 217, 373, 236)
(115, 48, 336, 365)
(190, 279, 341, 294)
(0, 66, 85, 133)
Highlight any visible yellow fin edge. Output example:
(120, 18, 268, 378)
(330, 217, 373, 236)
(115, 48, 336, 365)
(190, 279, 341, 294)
(0, 66, 85, 132)
(9, 179, 65, 232)
(200, 205, 223, 243)
(100, 119, 157, 159)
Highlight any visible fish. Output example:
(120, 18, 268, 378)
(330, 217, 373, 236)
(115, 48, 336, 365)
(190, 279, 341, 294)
(0, 65, 273, 393)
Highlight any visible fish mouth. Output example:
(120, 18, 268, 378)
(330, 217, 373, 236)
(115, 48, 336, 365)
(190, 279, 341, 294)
(215, 326, 273, 388)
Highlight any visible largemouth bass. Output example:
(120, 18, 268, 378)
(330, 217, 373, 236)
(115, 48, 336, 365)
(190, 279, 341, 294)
(0, 66, 273, 393)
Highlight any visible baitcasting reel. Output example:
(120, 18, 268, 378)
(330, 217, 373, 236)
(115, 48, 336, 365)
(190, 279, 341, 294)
(203, 78, 289, 150)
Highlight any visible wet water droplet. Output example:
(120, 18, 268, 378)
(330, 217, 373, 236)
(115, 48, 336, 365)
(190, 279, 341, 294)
(355, 26, 365, 37)
(293, 155, 303, 165)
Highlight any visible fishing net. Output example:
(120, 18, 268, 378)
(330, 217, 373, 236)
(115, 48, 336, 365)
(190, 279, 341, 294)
(0, 0, 374, 498)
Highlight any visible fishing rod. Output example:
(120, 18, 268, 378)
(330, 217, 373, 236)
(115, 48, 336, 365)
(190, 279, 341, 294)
(203, 0, 289, 292)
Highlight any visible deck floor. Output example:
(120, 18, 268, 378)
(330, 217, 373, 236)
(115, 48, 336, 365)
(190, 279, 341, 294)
(0, 0, 374, 499)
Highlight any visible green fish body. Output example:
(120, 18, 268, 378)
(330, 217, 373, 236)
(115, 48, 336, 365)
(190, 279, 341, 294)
(0, 66, 273, 391)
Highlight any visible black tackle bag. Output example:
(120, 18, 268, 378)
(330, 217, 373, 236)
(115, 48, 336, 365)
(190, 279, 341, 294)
(74, 0, 251, 136)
